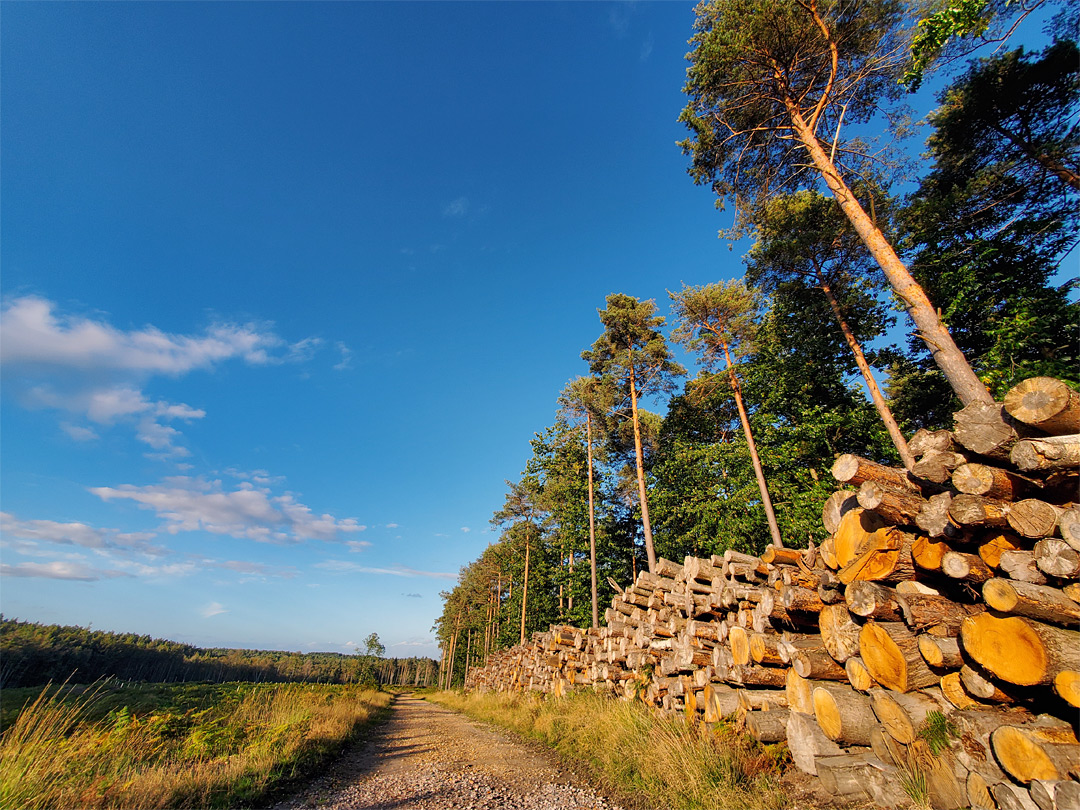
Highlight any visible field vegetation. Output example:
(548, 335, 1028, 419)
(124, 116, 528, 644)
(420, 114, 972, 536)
(0, 679, 391, 809)
(427, 689, 788, 810)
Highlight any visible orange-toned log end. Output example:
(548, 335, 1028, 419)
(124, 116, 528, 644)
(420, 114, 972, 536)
(960, 613, 1050, 686)
(1055, 670, 1080, 708)
(859, 621, 938, 693)
(991, 724, 1080, 783)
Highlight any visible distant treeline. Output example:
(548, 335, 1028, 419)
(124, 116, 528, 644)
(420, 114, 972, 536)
(0, 617, 437, 688)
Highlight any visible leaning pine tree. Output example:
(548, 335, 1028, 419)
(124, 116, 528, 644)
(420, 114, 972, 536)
(679, 0, 994, 407)
(670, 281, 784, 549)
(582, 294, 685, 575)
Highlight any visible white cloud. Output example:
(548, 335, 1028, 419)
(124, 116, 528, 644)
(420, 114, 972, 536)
(333, 342, 353, 371)
(90, 477, 365, 544)
(0, 296, 283, 373)
(0, 560, 131, 581)
(61, 422, 98, 442)
(201, 601, 227, 618)
(346, 539, 371, 552)
(0, 511, 165, 553)
(385, 523, 399, 529)
(0, 296, 321, 458)
(460, 526, 471, 533)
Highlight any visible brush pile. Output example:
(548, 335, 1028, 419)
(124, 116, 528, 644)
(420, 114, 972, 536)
(463, 377, 1080, 810)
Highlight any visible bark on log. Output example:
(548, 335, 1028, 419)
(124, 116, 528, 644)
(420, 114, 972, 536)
(786, 710, 843, 775)
(832, 454, 920, 492)
(743, 708, 791, 743)
(897, 592, 985, 636)
(910, 428, 957, 457)
(845, 581, 903, 620)
(860, 621, 940, 693)
(1011, 435, 1080, 473)
(1010, 500, 1067, 539)
(728, 664, 788, 688)
(912, 449, 970, 485)
(857, 480, 926, 526)
(749, 632, 786, 666)
(869, 686, 949, 745)
(919, 634, 964, 670)
(792, 648, 849, 681)
(1065, 583, 1080, 604)
(952, 462, 1034, 501)
(960, 664, 1018, 703)
(1030, 779, 1080, 810)
(918, 491, 960, 538)
(781, 585, 827, 614)
(982, 579, 1080, 626)
(950, 493, 1012, 528)
(954, 400, 1027, 460)
(703, 682, 740, 722)
(822, 490, 859, 535)
(942, 550, 995, 583)
(999, 550, 1051, 585)
(992, 782, 1043, 810)
(961, 613, 1080, 687)
(1058, 506, 1080, 554)
(1034, 538, 1080, 578)
(991, 721, 1080, 783)
(813, 684, 877, 745)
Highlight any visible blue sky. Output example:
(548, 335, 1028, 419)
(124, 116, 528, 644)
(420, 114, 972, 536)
(2, 1, 745, 658)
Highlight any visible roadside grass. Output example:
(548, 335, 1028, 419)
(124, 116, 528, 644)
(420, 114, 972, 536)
(427, 689, 788, 810)
(0, 680, 392, 809)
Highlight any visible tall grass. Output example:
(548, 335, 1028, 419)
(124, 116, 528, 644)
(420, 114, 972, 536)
(0, 681, 391, 809)
(428, 690, 787, 810)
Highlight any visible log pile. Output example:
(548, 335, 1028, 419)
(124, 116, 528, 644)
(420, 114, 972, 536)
(463, 377, 1079, 810)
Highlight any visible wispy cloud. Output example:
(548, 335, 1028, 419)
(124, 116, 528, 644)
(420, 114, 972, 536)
(0, 296, 322, 458)
(346, 539, 372, 552)
(313, 561, 455, 579)
(333, 342, 353, 371)
(0, 511, 166, 554)
(403, 593, 422, 598)
(460, 526, 471, 533)
(90, 477, 365, 544)
(0, 560, 131, 581)
(201, 601, 227, 618)
(442, 197, 469, 217)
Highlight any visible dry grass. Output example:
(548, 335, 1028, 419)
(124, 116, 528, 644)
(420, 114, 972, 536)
(0, 681, 391, 809)
(428, 689, 788, 810)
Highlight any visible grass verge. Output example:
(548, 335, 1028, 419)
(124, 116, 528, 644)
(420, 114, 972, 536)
(427, 689, 788, 810)
(0, 680, 392, 809)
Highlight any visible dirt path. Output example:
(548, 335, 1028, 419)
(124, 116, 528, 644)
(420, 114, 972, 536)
(271, 693, 624, 810)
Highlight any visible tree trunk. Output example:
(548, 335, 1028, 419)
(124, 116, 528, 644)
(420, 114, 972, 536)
(627, 363, 658, 572)
(786, 106, 992, 407)
(519, 539, 530, 645)
(817, 275, 915, 468)
(721, 342, 783, 548)
(586, 412, 599, 629)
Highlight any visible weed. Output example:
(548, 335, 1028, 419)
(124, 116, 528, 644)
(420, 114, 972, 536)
(917, 710, 957, 756)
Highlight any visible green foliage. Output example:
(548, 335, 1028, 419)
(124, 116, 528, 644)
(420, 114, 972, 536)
(680, 0, 908, 234)
(918, 710, 958, 756)
(0, 617, 436, 690)
(903, 0, 991, 90)
(892, 39, 1079, 426)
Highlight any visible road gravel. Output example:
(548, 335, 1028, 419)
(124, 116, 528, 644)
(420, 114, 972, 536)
(271, 693, 624, 810)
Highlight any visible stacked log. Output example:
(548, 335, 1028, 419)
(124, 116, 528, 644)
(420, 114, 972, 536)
(462, 377, 1079, 810)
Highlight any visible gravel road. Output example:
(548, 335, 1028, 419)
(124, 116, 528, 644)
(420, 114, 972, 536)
(271, 693, 624, 810)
